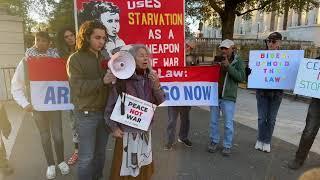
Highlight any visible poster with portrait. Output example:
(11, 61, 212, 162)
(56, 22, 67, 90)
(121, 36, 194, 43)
(75, 0, 185, 67)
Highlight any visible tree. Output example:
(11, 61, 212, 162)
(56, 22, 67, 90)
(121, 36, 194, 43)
(48, 0, 75, 34)
(186, 0, 319, 40)
(3, 0, 57, 32)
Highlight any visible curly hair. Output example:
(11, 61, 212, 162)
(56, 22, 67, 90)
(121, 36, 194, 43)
(76, 20, 107, 51)
(56, 26, 75, 58)
(78, 1, 120, 26)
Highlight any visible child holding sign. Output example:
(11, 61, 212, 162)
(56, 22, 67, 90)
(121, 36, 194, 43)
(105, 44, 165, 179)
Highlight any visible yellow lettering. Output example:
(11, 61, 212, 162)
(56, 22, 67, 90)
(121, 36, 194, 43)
(128, 13, 134, 25)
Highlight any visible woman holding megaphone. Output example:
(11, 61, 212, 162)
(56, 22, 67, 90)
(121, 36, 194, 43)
(105, 44, 165, 180)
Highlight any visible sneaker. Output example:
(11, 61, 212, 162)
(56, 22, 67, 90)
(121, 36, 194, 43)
(207, 142, 219, 153)
(262, 143, 271, 153)
(58, 161, 70, 175)
(255, 141, 263, 151)
(288, 159, 303, 170)
(164, 143, 173, 151)
(221, 147, 231, 156)
(178, 138, 192, 147)
(46, 165, 56, 179)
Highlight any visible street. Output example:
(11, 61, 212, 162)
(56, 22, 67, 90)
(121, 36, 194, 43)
(2, 88, 320, 180)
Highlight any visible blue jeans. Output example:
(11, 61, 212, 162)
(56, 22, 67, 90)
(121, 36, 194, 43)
(166, 106, 191, 144)
(256, 92, 282, 144)
(210, 99, 236, 148)
(75, 111, 109, 180)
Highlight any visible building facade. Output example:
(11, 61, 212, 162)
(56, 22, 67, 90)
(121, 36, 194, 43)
(202, 5, 320, 46)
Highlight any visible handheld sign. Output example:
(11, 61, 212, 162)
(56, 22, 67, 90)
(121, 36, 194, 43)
(156, 65, 220, 106)
(110, 93, 156, 131)
(294, 58, 320, 99)
(248, 50, 304, 90)
(27, 57, 74, 111)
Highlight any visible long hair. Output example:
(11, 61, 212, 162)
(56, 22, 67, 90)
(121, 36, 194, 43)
(56, 26, 75, 58)
(129, 44, 153, 71)
(76, 20, 107, 51)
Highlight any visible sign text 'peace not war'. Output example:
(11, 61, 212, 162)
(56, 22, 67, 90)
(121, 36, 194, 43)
(110, 93, 156, 131)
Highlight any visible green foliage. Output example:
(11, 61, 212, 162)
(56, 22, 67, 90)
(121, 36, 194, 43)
(48, 0, 75, 34)
(186, 0, 319, 39)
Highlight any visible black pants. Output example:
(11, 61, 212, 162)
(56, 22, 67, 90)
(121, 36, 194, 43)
(33, 111, 64, 165)
(295, 98, 320, 163)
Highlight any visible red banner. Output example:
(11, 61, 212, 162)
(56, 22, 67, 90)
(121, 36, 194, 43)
(27, 57, 68, 81)
(155, 65, 220, 82)
(155, 65, 221, 106)
(76, 0, 185, 67)
(26, 57, 74, 111)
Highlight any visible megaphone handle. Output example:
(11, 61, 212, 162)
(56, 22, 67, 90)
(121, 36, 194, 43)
(120, 93, 126, 115)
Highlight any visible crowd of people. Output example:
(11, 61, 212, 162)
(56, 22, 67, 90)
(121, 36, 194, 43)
(0, 18, 316, 180)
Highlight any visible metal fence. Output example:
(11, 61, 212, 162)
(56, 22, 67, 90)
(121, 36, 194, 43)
(0, 67, 16, 101)
(194, 38, 314, 48)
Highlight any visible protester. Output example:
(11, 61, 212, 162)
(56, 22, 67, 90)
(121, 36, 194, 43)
(105, 44, 165, 180)
(56, 26, 79, 165)
(254, 32, 283, 153)
(207, 39, 245, 156)
(0, 102, 13, 176)
(164, 39, 195, 150)
(288, 98, 320, 169)
(11, 31, 69, 179)
(56, 26, 76, 59)
(67, 20, 115, 180)
(288, 56, 320, 169)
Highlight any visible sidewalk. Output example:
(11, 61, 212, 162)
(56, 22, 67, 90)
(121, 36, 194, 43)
(2, 92, 320, 179)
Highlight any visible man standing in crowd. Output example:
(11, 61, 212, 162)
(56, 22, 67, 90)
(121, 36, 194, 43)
(67, 20, 116, 180)
(11, 31, 69, 179)
(207, 39, 245, 156)
(288, 56, 320, 170)
(164, 39, 195, 150)
(254, 32, 283, 153)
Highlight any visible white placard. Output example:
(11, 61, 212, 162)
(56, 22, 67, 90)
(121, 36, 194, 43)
(294, 58, 320, 99)
(110, 93, 156, 131)
(248, 50, 304, 90)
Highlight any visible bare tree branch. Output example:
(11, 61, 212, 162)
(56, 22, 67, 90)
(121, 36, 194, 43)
(208, 0, 224, 15)
(235, 0, 277, 16)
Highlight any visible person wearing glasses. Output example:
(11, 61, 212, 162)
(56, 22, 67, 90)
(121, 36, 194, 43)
(254, 32, 283, 153)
